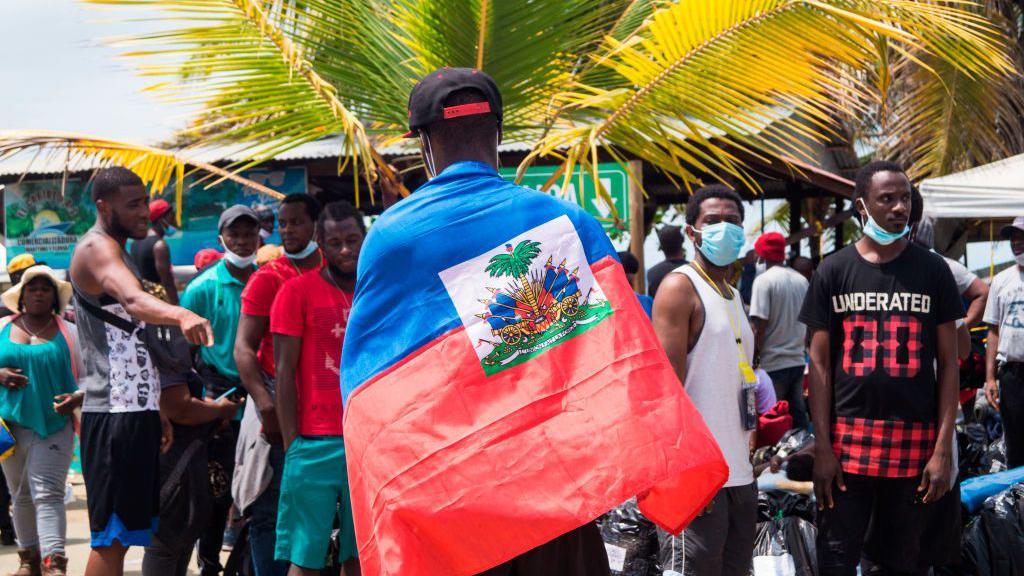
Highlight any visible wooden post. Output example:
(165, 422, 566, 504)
(788, 194, 802, 259)
(628, 160, 645, 293)
(834, 197, 845, 250)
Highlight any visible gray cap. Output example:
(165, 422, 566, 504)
(218, 205, 260, 231)
(1001, 216, 1024, 239)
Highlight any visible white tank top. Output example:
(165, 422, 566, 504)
(676, 264, 755, 487)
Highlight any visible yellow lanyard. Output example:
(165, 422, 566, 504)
(691, 262, 757, 385)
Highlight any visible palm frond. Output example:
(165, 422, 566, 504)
(878, 3, 1024, 179)
(0, 131, 286, 224)
(524, 0, 1016, 212)
(83, 0, 394, 194)
(389, 0, 631, 136)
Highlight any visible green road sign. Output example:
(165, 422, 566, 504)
(499, 163, 629, 231)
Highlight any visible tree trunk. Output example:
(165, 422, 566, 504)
(518, 274, 539, 314)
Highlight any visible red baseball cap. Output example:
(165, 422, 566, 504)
(194, 248, 223, 271)
(149, 199, 172, 223)
(754, 232, 786, 262)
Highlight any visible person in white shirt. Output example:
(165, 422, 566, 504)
(653, 185, 756, 576)
(749, 232, 810, 429)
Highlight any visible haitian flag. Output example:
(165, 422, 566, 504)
(341, 161, 727, 576)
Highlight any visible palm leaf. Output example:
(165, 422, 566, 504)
(524, 0, 1016, 215)
(83, 0, 396, 197)
(0, 130, 285, 202)
(389, 0, 631, 137)
(877, 3, 1024, 179)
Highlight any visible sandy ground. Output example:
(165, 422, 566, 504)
(0, 473, 213, 575)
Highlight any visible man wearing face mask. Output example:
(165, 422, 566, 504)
(750, 231, 810, 430)
(800, 161, 962, 576)
(131, 198, 180, 304)
(180, 205, 260, 576)
(652, 184, 758, 576)
(984, 216, 1024, 469)
(234, 194, 322, 576)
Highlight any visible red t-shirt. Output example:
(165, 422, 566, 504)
(240, 256, 321, 377)
(269, 271, 353, 436)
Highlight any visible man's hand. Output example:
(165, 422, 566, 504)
(160, 412, 174, 454)
(53, 392, 84, 416)
(918, 450, 952, 504)
(259, 404, 283, 446)
(214, 396, 243, 421)
(985, 378, 1000, 412)
(179, 309, 214, 347)
(813, 448, 845, 510)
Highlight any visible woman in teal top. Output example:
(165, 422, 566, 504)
(0, 265, 82, 576)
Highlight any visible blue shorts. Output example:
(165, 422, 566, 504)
(274, 436, 357, 569)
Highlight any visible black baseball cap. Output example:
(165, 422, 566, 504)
(403, 67, 503, 138)
(219, 205, 260, 232)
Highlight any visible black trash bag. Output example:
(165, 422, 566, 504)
(656, 527, 684, 575)
(760, 490, 815, 523)
(774, 429, 814, 460)
(961, 483, 1024, 576)
(758, 491, 781, 523)
(959, 422, 991, 480)
(753, 445, 777, 468)
(751, 517, 817, 576)
(600, 499, 659, 576)
(781, 517, 818, 576)
(981, 437, 1008, 475)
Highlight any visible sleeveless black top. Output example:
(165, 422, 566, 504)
(130, 234, 162, 284)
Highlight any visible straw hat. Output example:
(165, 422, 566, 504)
(1, 266, 73, 314)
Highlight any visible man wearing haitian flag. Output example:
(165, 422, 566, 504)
(340, 68, 728, 576)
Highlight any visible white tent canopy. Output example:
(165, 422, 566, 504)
(919, 153, 1024, 218)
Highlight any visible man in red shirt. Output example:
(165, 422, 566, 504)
(271, 201, 364, 575)
(233, 194, 322, 576)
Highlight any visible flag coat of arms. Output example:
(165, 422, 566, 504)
(341, 161, 728, 575)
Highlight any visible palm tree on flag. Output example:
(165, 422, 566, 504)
(486, 241, 542, 315)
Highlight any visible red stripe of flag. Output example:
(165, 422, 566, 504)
(344, 256, 727, 575)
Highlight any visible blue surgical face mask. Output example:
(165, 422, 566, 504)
(858, 199, 909, 246)
(284, 240, 318, 260)
(693, 222, 745, 267)
(164, 225, 178, 236)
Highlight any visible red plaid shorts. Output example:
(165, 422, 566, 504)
(832, 416, 937, 477)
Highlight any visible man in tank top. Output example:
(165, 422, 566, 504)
(652, 185, 757, 576)
(69, 166, 213, 576)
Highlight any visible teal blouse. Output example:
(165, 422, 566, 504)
(0, 322, 78, 438)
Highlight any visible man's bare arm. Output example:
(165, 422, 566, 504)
(957, 323, 971, 361)
(808, 328, 844, 509)
(750, 317, 767, 367)
(273, 334, 302, 450)
(652, 273, 694, 384)
(153, 240, 180, 305)
(919, 320, 958, 502)
(72, 233, 211, 345)
(963, 278, 989, 327)
(235, 313, 282, 444)
(985, 326, 1001, 410)
(160, 384, 239, 426)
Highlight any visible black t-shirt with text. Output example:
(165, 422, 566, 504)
(799, 243, 963, 477)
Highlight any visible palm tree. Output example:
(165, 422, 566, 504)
(1, 1, 1019, 206)
(486, 241, 542, 314)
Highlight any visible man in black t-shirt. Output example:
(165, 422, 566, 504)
(646, 225, 687, 298)
(799, 161, 963, 576)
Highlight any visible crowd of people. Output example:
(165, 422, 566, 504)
(0, 68, 1021, 576)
